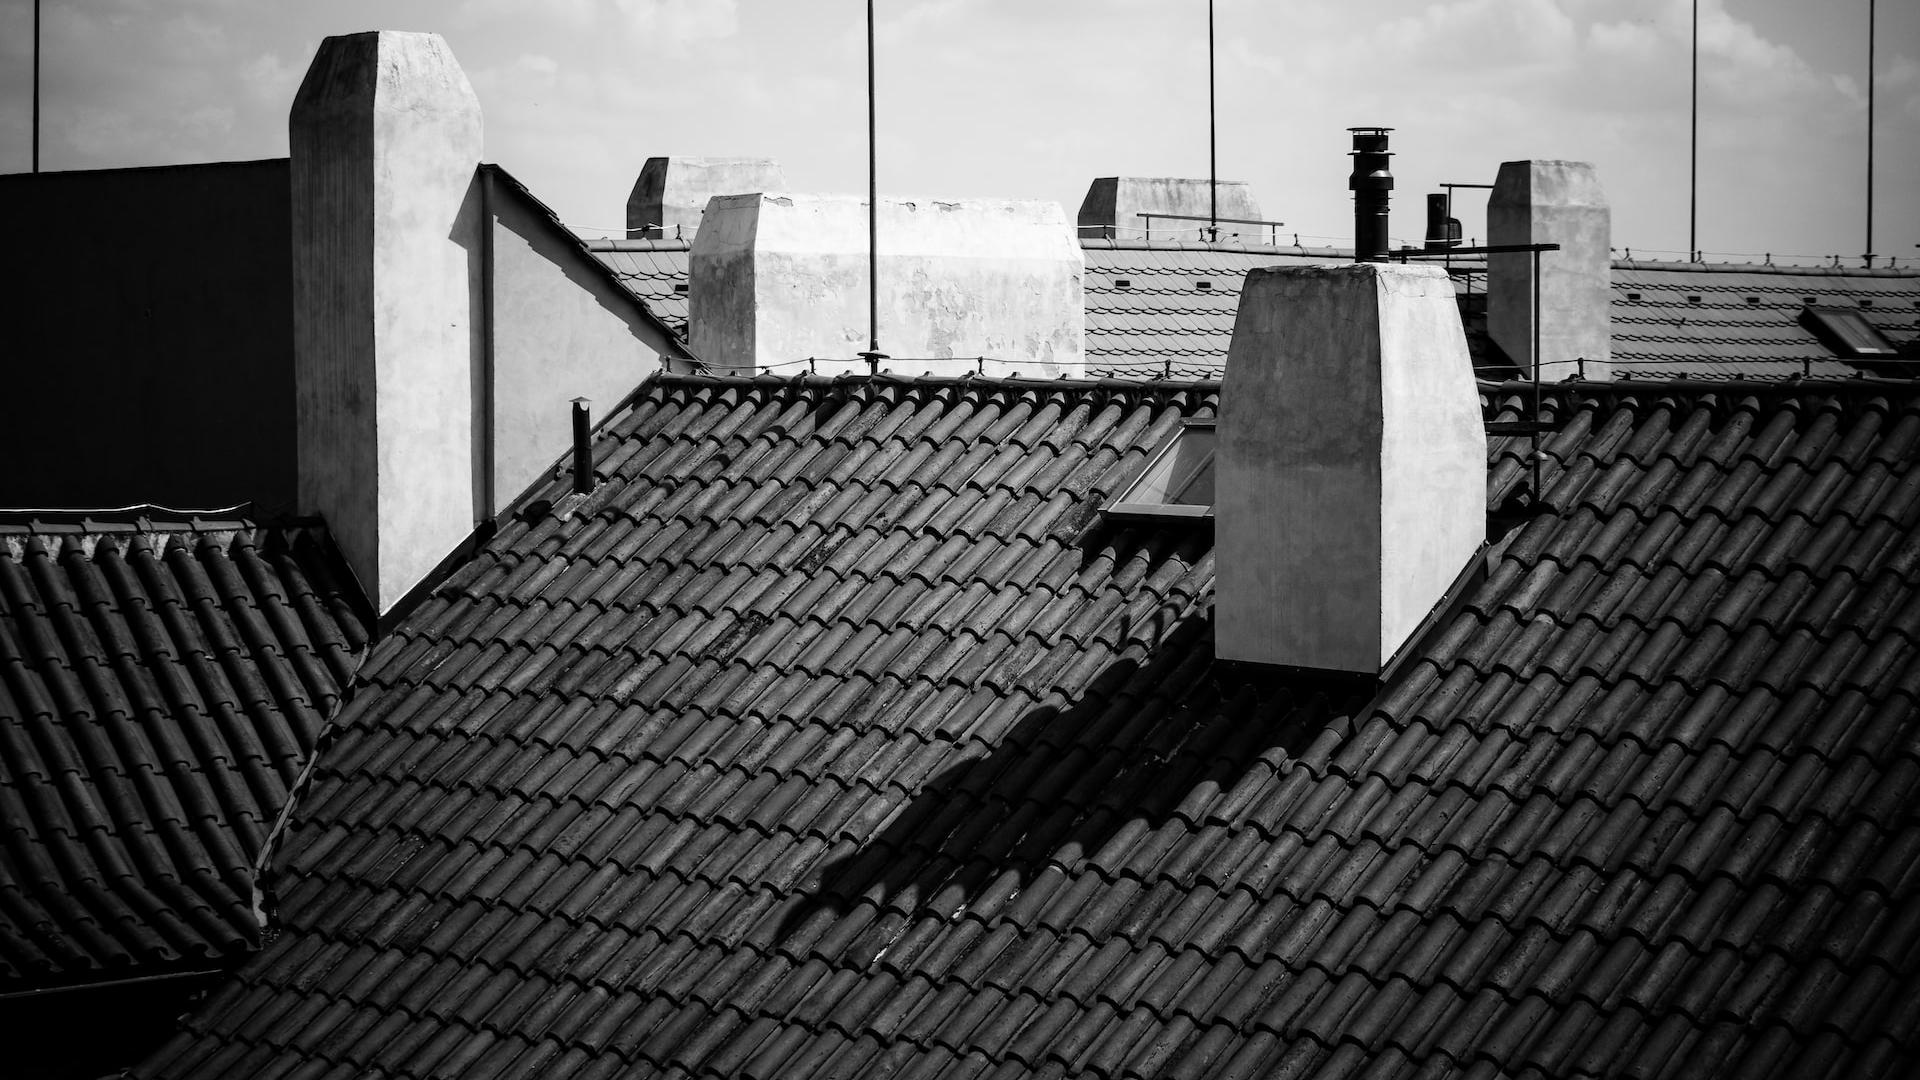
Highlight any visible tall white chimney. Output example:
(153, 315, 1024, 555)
(1488, 160, 1612, 381)
(1217, 263, 1485, 674)
(290, 32, 483, 614)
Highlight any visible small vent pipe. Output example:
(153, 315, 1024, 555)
(1349, 126, 1394, 262)
(571, 398, 594, 494)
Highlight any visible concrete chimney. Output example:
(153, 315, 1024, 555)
(689, 193, 1084, 377)
(291, 32, 483, 614)
(1217, 263, 1485, 674)
(627, 157, 786, 240)
(1076, 177, 1265, 240)
(1488, 161, 1612, 381)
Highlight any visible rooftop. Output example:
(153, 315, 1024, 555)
(0, 510, 369, 990)
(135, 372, 1920, 1080)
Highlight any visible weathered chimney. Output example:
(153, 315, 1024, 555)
(1488, 160, 1612, 380)
(689, 193, 1085, 377)
(627, 157, 787, 240)
(1349, 127, 1394, 262)
(291, 31, 483, 614)
(1217, 263, 1485, 674)
(1075, 177, 1267, 241)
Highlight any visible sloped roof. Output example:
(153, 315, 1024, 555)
(587, 239, 692, 339)
(138, 374, 1920, 1080)
(1611, 262, 1919, 379)
(0, 512, 370, 989)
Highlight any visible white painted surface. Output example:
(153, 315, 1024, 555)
(489, 182, 665, 510)
(1488, 160, 1613, 381)
(1217, 263, 1485, 674)
(689, 193, 1085, 377)
(627, 157, 787, 240)
(1076, 177, 1268, 240)
(292, 31, 484, 614)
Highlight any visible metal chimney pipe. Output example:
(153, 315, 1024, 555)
(1424, 193, 1461, 251)
(1348, 127, 1394, 262)
(571, 398, 594, 494)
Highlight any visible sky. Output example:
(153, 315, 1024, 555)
(0, 0, 1914, 264)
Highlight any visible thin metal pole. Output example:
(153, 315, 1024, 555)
(1867, 0, 1876, 265)
(1208, 0, 1217, 242)
(1689, 0, 1698, 260)
(32, 0, 41, 173)
(865, 0, 881, 372)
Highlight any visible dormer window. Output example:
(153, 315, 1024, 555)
(1106, 419, 1215, 520)
(1801, 305, 1898, 359)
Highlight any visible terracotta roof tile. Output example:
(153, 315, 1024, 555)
(135, 373, 1920, 1079)
(0, 514, 368, 989)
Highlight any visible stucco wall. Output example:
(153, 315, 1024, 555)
(690, 193, 1085, 377)
(0, 161, 294, 511)
(627, 156, 786, 240)
(489, 177, 667, 509)
(1488, 160, 1613, 380)
(1217, 263, 1485, 674)
(1077, 177, 1266, 240)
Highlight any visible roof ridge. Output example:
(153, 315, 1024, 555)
(1613, 259, 1920, 278)
(0, 505, 328, 537)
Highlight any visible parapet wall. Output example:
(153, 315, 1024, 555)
(690, 193, 1085, 377)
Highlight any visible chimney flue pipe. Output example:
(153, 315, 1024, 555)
(1349, 127, 1394, 262)
(571, 398, 594, 494)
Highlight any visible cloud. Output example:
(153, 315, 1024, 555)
(614, 0, 739, 44)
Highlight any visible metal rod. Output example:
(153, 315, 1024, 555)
(1532, 246, 1543, 499)
(1867, 0, 1876, 266)
(1205, 0, 1221, 242)
(32, 0, 40, 173)
(1689, 0, 1698, 260)
(866, 0, 880, 369)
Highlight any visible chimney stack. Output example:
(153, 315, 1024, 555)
(1217, 263, 1485, 674)
(627, 157, 787, 240)
(1488, 160, 1612, 380)
(291, 31, 484, 614)
(1075, 177, 1267, 241)
(1348, 127, 1394, 262)
(1424, 193, 1462, 251)
(689, 193, 1084, 377)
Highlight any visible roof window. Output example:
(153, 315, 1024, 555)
(1195, 280, 1214, 290)
(1114, 278, 1132, 288)
(1801, 305, 1899, 359)
(1106, 419, 1215, 521)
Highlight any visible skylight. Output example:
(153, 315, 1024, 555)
(1107, 420, 1215, 520)
(1801, 305, 1899, 359)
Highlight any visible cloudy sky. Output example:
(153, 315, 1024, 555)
(1, 0, 1913, 263)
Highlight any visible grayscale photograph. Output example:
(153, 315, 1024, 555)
(1, 2, 1917, 1078)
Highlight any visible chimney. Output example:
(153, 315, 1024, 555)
(1217, 263, 1485, 674)
(627, 157, 787, 240)
(1075, 177, 1267, 241)
(689, 193, 1085, 377)
(291, 32, 484, 614)
(1424, 193, 1462, 251)
(1487, 160, 1612, 380)
(1348, 127, 1393, 262)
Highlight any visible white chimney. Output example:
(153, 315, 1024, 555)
(1488, 160, 1612, 381)
(689, 193, 1085, 377)
(291, 31, 483, 614)
(1217, 263, 1485, 674)
(1077, 177, 1267, 240)
(627, 156, 787, 240)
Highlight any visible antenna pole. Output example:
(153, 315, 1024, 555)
(862, 0, 883, 374)
(1688, 0, 1698, 260)
(1208, 0, 1217, 243)
(1866, 0, 1876, 266)
(32, 0, 41, 173)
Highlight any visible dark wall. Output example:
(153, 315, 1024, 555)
(1, 161, 296, 513)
